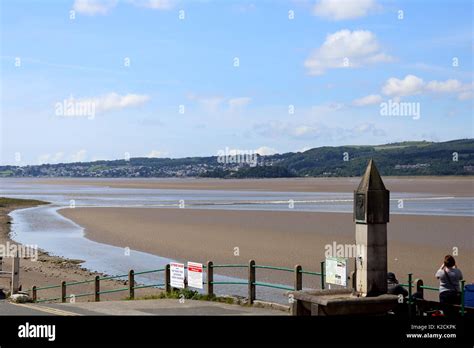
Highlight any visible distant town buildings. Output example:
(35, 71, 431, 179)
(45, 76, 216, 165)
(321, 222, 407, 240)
(394, 163, 430, 170)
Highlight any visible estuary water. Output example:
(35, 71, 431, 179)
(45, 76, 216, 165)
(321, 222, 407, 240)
(1, 178, 472, 302)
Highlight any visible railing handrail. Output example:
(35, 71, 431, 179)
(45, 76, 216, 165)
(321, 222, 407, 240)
(34, 284, 63, 291)
(253, 264, 294, 272)
(98, 273, 129, 281)
(211, 264, 248, 268)
(133, 268, 166, 276)
(65, 279, 96, 287)
(400, 283, 438, 291)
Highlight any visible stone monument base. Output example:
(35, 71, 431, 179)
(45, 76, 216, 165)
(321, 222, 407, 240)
(289, 289, 399, 316)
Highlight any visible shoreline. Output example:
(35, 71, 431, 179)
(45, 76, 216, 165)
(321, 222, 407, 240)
(0, 198, 156, 302)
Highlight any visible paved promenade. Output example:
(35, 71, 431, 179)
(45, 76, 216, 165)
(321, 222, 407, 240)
(0, 299, 288, 316)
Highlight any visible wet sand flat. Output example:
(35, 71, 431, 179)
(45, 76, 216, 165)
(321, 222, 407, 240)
(60, 207, 474, 298)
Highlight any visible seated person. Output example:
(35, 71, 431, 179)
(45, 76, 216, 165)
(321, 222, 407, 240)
(387, 272, 408, 297)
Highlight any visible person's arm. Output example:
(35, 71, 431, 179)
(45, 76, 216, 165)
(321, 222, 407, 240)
(435, 269, 443, 279)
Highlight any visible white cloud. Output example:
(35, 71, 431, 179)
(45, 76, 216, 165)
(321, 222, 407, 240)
(458, 89, 473, 101)
(73, 0, 176, 16)
(313, 0, 378, 20)
(196, 96, 225, 113)
(73, 0, 117, 15)
(75, 93, 150, 113)
(228, 97, 252, 111)
(353, 94, 382, 106)
(352, 123, 385, 136)
(51, 152, 65, 162)
(37, 154, 51, 165)
(37, 152, 64, 165)
(147, 150, 168, 158)
(234, 3, 257, 13)
(304, 30, 393, 75)
(425, 79, 462, 93)
(382, 75, 425, 97)
(255, 146, 277, 156)
(456, 82, 473, 100)
(129, 0, 176, 10)
(293, 125, 318, 137)
(254, 121, 385, 140)
(71, 150, 87, 162)
(188, 94, 252, 113)
(381, 75, 472, 100)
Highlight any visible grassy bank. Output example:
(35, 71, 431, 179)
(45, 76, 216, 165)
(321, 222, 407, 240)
(0, 197, 49, 240)
(0, 197, 49, 208)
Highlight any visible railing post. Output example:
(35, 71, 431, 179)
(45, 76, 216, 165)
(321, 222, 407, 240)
(11, 252, 20, 294)
(248, 260, 256, 304)
(128, 270, 135, 299)
(32, 286, 37, 303)
(407, 273, 413, 317)
(94, 276, 100, 302)
(61, 281, 66, 303)
(415, 278, 423, 300)
(294, 265, 302, 291)
(460, 280, 465, 317)
(207, 261, 214, 297)
(320, 261, 325, 290)
(165, 264, 171, 293)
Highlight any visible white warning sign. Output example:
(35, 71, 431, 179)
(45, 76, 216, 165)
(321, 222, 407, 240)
(170, 262, 185, 289)
(187, 262, 203, 289)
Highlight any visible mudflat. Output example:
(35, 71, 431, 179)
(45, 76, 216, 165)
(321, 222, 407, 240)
(60, 207, 474, 300)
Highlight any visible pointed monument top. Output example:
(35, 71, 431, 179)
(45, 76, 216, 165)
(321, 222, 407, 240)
(356, 159, 387, 192)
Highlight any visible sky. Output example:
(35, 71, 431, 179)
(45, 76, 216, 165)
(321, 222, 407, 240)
(0, 0, 473, 165)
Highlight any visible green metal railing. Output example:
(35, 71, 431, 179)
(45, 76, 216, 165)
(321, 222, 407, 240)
(401, 273, 467, 316)
(31, 261, 468, 316)
(32, 268, 166, 303)
(31, 260, 326, 305)
(204, 261, 325, 300)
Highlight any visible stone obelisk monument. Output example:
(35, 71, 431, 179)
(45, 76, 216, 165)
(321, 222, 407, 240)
(289, 159, 397, 315)
(354, 159, 390, 297)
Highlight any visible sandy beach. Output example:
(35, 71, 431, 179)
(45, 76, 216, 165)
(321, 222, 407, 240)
(30, 176, 474, 196)
(60, 207, 474, 300)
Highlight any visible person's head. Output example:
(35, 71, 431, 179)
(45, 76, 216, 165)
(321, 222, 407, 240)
(387, 272, 398, 283)
(443, 255, 456, 268)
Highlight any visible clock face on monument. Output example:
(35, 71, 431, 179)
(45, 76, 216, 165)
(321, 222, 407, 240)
(355, 193, 366, 223)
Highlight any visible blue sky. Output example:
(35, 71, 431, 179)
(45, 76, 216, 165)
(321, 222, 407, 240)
(1, 0, 473, 165)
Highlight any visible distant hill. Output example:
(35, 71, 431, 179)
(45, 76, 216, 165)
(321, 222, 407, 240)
(1, 139, 473, 178)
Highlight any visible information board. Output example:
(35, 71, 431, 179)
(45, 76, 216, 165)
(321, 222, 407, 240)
(170, 262, 185, 289)
(325, 257, 347, 286)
